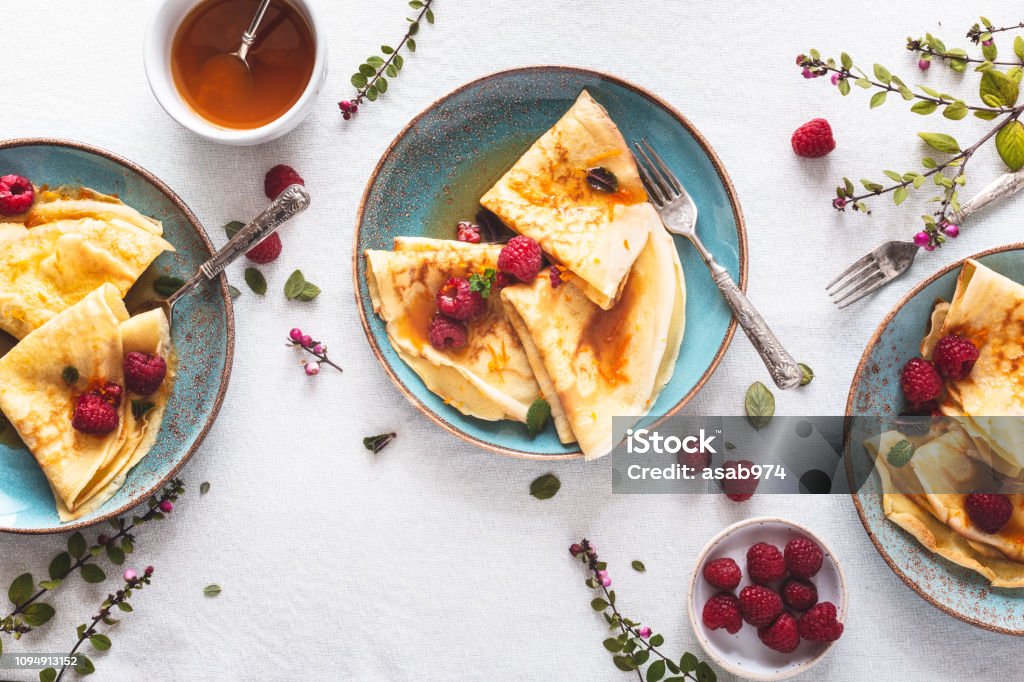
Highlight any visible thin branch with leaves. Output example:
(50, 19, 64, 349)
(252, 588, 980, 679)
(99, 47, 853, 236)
(571, 539, 716, 682)
(0, 479, 184, 656)
(339, 0, 436, 119)
(798, 15, 1024, 249)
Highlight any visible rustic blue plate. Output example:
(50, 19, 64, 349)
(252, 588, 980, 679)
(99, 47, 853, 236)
(847, 244, 1024, 634)
(354, 67, 747, 459)
(0, 139, 233, 533)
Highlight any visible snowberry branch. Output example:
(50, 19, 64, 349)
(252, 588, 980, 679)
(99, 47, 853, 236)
(339, 0, 436, 119)
(570, 539, 715, 682)
(51, 568, 156, 682)
(1, 480, 183, 641)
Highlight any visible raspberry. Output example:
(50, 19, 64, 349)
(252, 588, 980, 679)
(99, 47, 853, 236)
(798, 601, 844, 642)
(965, 492, 1013, 534)
(428, 314, 467, 350)
(497, 236, 543, 283)
(784, 537, 823, 579)
(456, 221, 481, 244)
(0, 174, 35, 216)
(703, 557, 742, 590)
(738, 585, 783, 627)
(932, 334, 980, 380)
(494, 272, 516, 290)
(245, 233, 282, 264)
(721, 459, 758, 501)
(549, 265, 564, 288)
(791, 118, 836, 158)
(781, 577, 819, 611)
(72, 393, 119, 435)
(435, 277, 486, 321)
(264, 164, 304, 199)
(93, 381, 123, 408)
(900, 357, 942, 406)
(702, 592, 742, 634)
(123, 352, 168, 396)
(758, 612, 800, 653)
(678, 449, 711, 472)
(747, 543, 787, 585)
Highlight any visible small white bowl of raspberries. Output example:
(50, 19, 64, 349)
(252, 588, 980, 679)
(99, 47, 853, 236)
(687, 517, 847, 681)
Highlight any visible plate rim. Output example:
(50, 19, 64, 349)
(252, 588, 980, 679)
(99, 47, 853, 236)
(352, 65, 748, 460)
(845, 241, 1024, 635)
(0, 137, 235, 535)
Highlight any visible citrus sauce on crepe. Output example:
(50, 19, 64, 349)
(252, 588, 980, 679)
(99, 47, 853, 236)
(171, 0, 315, 129)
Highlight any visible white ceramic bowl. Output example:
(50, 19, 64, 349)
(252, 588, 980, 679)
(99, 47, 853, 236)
(687, 517, 847, 681)
(144, 0, 328, 146)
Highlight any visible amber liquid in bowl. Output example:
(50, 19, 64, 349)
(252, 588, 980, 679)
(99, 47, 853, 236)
(171, 0, 315, 130)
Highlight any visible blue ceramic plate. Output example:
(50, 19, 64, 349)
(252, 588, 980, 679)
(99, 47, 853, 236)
(847, 244, 1024, 634)
(354, 67, 747, 459)
(0, 139, 233, 533)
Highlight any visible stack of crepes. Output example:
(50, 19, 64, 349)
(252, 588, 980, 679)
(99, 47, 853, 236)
(0, 188, 175, 520)
(866, 259, 1024, 586)
(366, 90, 685, 459)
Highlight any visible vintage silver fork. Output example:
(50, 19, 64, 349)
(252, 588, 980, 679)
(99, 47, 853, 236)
(827, 168, 1024, 307)
(138, 184, 310, 325)
(633, 140, 802, 390)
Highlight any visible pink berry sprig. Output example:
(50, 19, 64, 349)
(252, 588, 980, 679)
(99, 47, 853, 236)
(1, 479, 184, 647)
(47, 566, 157, 682)
(288, 327, 342, 375)
(570, 540, 716, 681)
(906, 17, 1024, 71)
(797, 16, 1024, 250)
(339, 0, 436, 120)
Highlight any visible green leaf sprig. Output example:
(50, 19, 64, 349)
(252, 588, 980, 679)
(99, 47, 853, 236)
(284, 270, 321, 302)
(44, 566, 157, 682)
(340, 0, 437, 118)
(797, 16, 1024, 249)
(570, 539, 716, 682)
(0, 479, 184, 655)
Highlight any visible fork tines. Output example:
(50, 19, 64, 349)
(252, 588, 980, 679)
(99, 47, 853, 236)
(825, 251, 886, 308)
(633, 140, 681, 206)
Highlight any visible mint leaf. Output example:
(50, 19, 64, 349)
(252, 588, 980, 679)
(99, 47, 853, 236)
(295, 282, 321, 302)
(131, 400, 155, 420)
(799, 363, 814, 386)
(244, 268, 267, 296)
(886, 439, 915, 468)
(153, 275, 185, 297)
(469, 268, 496, 299)
(526, 397, 551, 436)
(203, 584, 222, 598)
(529, 473, 560, 500)
(363, 432, 396, 454)
(631, 560, 646, 572)
(223, 220, 245, 238)
(284, 270, 306, 300)
(744, 382, 775, 430)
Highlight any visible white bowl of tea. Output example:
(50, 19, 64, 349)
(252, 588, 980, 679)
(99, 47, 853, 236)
(145, 0, 327, 145)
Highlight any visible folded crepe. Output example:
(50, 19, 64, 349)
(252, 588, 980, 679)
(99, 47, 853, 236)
(501, 224, 685, 459)
(869, 425, 1024, 587)
(0, 284, 175, 521)
(919, 259, 1024, 476)
(480, 89, 659, 310)
(0, 187, 173, 340)
(366, 237, 565, 429)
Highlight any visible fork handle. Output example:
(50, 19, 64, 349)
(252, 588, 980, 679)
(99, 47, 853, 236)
(199, 184, 310, 280)
(950, 168, 1024, 224)
(711, 268, 803, 390)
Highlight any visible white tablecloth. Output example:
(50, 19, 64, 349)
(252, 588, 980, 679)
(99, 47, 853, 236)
(4, 1, 1023, 679)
